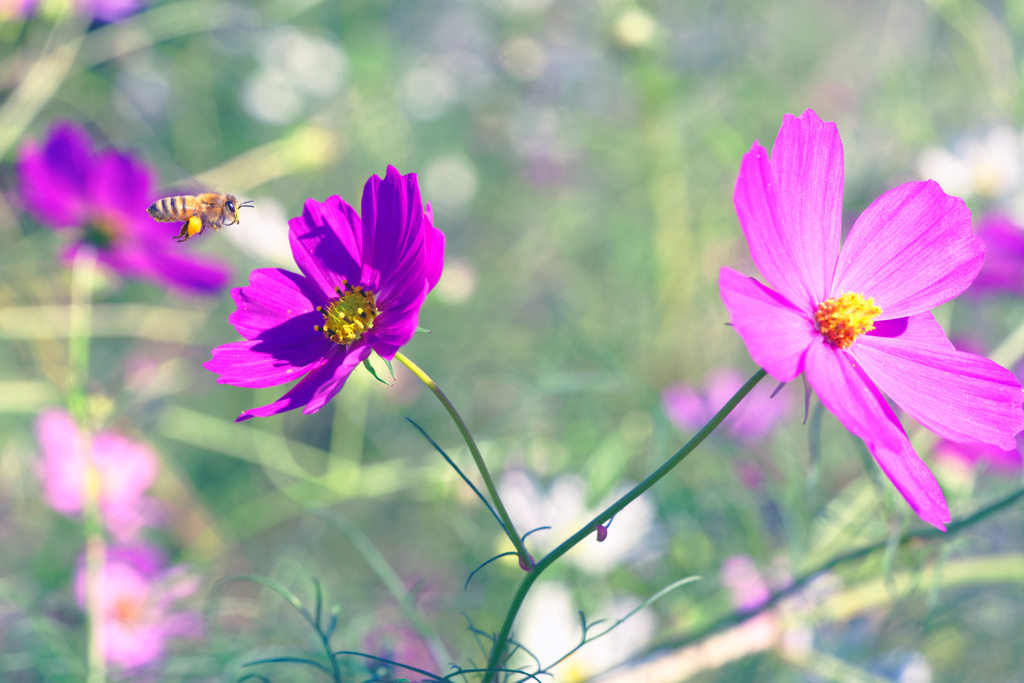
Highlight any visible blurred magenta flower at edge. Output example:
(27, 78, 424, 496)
(934, 439, 1023, 475)
(76, 0, 142, 22)
(205, 166, 444, 421)
(17, 123, 230, 295)
(74, 544, 202, 670)
(0, 0, 38, 20)
(662, 367, 790, 442)
(719, 109, 1024, 530)
(36, 409, 160, 541)
(965, 214, 1024, 297)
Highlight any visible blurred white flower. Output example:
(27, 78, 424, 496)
(424, 154, 479, 211)
(613, 8, 658, 48)
(434, 257, 478, 304)
(221, 196, 296, 269)
(242, 26, 347, 126)
(516, 581, 656, 681)
(917, 126, 1024, 200)
(499, 470, 659, 574)
(499, 36, 548, 81)
(398, 64, 457, 121)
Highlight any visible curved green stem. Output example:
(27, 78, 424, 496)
(393, 352, 531, 566)
(482, 368, 768, 681)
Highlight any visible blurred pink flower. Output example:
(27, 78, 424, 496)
(0, 0, 38, 20)
(75, 545, 202, 670)
(662, 367, 790, 442)
(363, 625, 437, 681)
(720, 555, 771, 613)
(964, 214, 1024, 298)
(35, 409, 160, 540)
(934, 438, 1023, 475)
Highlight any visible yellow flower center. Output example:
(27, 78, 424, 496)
(314, 280, 379, 345)
(814, 292, 882, 349)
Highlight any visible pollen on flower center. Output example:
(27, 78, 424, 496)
(814, 292, 882, 349)
(314, 280, 379, 345)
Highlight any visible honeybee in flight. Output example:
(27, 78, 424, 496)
(147, 193, 254, 242)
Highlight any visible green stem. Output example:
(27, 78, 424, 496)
(68, 249, 106, 683)
(393, 352, 531, 566)
(652, 483, 1024, 653)
(482, 368, 768, 681)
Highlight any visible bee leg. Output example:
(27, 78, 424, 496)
(175, 215, 203, 242)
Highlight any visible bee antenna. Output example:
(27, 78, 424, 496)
(239, 200, 255, 209)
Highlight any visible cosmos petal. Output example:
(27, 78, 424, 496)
(289, 195, 363, 296)
(719, 267, 816, 382)
(236, 344, 370, 421)
(804, 340, 950, 530)
(854, 316, 1024, 449)
(733, 113, 843, 313)
(228, 268, 326, 340)
(143, 248, 231, 295)
(769, 109, 843, 304)
(204, 332, 333, 389)
(423, 203, 445, 292)
(360, 166, 427, 301)
(89, 150, 153, 217)
(832, 180, 982, 318)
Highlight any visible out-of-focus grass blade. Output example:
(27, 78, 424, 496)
(0, 304, 210, 341)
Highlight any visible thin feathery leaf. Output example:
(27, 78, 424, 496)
(333, 650, 444, 681)
(243, 657, 333, 675)
(521, 526, 551, 542)
(405, 417, 505, 532)
(214, 575, 314, 626)
(465, 552, 520, 590)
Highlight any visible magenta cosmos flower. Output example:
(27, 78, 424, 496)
(17, 123, 229, 295)
(719, 110, 1024, 530)
(75, 544, 202, 670)
(964, 214, 1024, 297)
(205, 166, 444, 421)
(35, 409, 160, 540)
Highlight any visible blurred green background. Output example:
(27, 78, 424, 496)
(2, 0, 1024, 681)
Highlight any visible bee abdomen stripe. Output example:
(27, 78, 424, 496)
(170, 196, 180, 215)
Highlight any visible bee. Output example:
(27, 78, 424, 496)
(147, 193, 254, 242)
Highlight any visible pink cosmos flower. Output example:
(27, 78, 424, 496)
(36, 409, 160, 540)
(964, 214, 1024, 297)
(17, 123, 230, 295)
(719, 109, 1024, 530)
(662, 367, 790, 443)
(75, 545, 202, 670)
(205, 166, 444, 421)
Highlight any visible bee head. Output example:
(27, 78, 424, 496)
(224, 195, 254, 225)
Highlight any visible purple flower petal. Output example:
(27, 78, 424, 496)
(832, 181, 982, 318)
(88, 150, 153, 218)
(423, 206, 445, 292)
(719, 267, 816, 382)
(853, 318, 1024, 449)
(236, 343, 370, 421)
(289, 196, 363, 296)
(769, 109, 843, 305)
(205, 334, 333, 389)
(864, 312, 955, 349)
(142, 248, 232, 295)
(804, 340, 950, 530)
(228, 268, 326, 340)
(361, 166, 427, 301)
